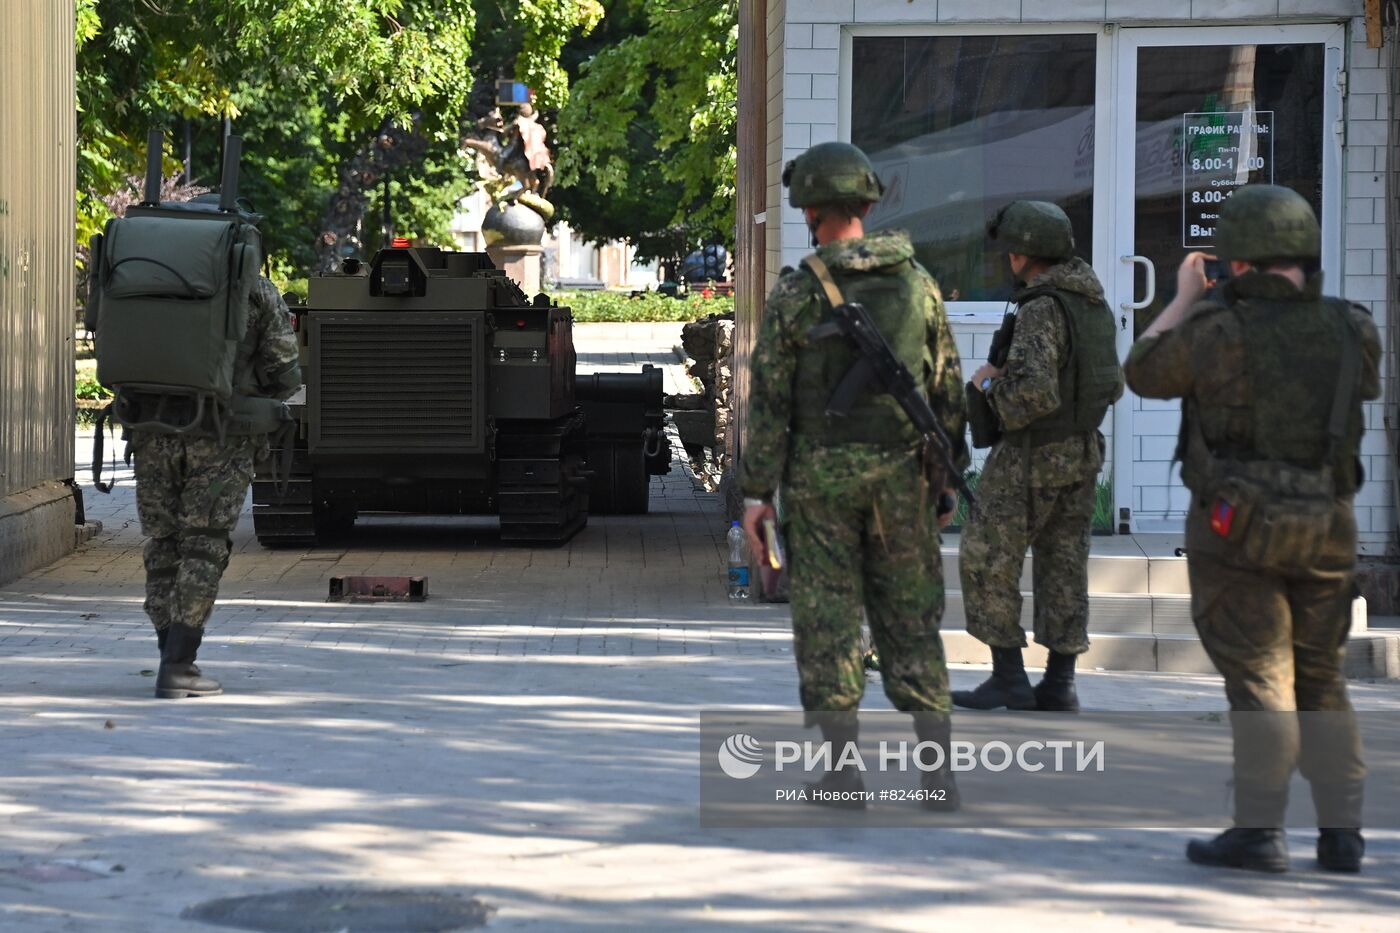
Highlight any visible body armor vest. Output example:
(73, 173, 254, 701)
(1002, 285, 1119, 447)
(1181, 296, 1364, 496)
(791, 257, 931, 447)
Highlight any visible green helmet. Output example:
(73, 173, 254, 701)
(987, 201, 1075, 260)
(783, 142, 884, 209)
(1215, 184, 1320, 262)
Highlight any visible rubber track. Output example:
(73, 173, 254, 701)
(496, 413, 589, 546)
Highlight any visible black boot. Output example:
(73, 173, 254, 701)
(1312, 780, 1365, 872)
(1186, 828, 1289, 873)
(1034, 650, 1080, 712)
(1317, 829, 1364, 873)
(804, 714, 866, 810)
(156, 626, 169, 656)
(952, 647, 1036, 710)
(155, 623, 223, 699)
(912, 714, 960, 812)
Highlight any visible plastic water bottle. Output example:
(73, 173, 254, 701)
(727, 521, 750, 600)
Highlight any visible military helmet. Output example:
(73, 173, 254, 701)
(1214, 184, 1320, 262)
(782, 142, 884, 209)
(987, 201, 1075, 260)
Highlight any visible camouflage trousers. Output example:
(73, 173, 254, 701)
(783, 442, 950, 715)
(132, 433, 261, 633)
(1185, 498, 1365, 806)
(959, 459, 1096, 655)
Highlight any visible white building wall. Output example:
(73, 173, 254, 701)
(778, 0, 1393, 549)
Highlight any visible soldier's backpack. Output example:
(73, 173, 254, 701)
(86, 130, 289, 491)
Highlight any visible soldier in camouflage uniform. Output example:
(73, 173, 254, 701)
(1125, 185, 1377, 874)
(133, 271, 301, 699)
(954, 202, 1122, 713)
(740, 142, 968, 809)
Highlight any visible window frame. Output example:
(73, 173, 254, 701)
(839, 22, 1115, 324)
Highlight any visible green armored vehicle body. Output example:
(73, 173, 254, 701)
(252, 245, 669, 547)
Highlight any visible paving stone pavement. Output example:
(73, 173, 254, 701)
(2, 331, 1398, 931)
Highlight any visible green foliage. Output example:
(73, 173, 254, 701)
(558, 291, 733, 323)
(556, 0, 737, 262)
(74, 367, 111, 401)
(517, 0, 605, 109)
(76, 0, 478, 280)
(1091, 479, 1115, 533)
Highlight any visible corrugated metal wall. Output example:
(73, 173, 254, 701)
(0, 1, 76, 499)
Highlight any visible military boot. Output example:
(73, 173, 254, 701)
(1312, 781, 1365, 872)
(804, 715, 866, 810)
(156, 626, 169, 657)
(912, 714, 960, 812)
(1033, 650, 1080, 712)
(951, 647, 1036, 710)
(1186, 828, 1289, 873)
(155, 623, 223, 699)
(1317, 830, 1364, 873)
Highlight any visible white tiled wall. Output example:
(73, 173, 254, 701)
(774, 0, 1393, 549)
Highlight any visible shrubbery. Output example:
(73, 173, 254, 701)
(555, 290, 734, 323)
(75, 369, 111, 401)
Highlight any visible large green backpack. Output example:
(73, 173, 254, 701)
(87, 132, 291, 491)
(90, 138, 262, 433)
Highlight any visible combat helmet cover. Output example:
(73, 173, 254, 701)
(987, 200, 1076, 260)
(1214, 184, 1320, 262)
(783, 142, 884, 209)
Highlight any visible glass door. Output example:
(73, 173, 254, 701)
(1111, 25, 1345, 533)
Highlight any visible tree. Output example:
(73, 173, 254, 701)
(76, 0, 611, 282)
(76, 0, 477, 283)
(555, 0, 737, 264)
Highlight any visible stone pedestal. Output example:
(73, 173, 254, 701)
(487, 244, 544, 298)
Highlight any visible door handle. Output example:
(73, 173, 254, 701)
(1120, 255, 1156, 311)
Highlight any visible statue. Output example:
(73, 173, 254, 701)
(459, 102, 556, 292)
(460, 104, 555, 221)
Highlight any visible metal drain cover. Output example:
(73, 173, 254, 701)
(183, 888, 494, 932)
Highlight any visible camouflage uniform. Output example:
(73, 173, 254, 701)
(1126, 184, 1375, 872)
(1125, 275, 1378, 823)
(741, 230, 968, 714)
(960, 257, 1122, 656)
(133, 277, 300, 636)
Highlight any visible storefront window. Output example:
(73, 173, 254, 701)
(851, 34, 1097, 302)
(1129, 43, 1324, 335)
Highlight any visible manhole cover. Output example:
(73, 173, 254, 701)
(182, 888, 494, 933)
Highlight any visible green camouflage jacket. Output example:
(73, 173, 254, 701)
(740, 230, 968, 500)
(985, 257, 1122, 487)
(241, 276, 302, 402)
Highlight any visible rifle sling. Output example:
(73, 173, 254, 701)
(802, 255, 847, 310)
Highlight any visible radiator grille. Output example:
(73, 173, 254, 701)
(313, 314, 479, 450)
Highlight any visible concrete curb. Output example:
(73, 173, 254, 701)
(941, 629, 1400, 680)
(572, 322, 688, 343)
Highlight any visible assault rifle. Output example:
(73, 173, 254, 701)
(807, 301, 977, 515)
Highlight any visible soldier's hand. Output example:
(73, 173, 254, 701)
(1176, 252, 1212, 306)
(937, 488, 958, 529)
(971, 362, 1006, 391)
(743, 502, 774, 566)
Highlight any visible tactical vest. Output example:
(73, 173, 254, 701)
(1180, 296, 1364, 497)
(791, 255, 931, 447)
(1002, 285, 1119, 447)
